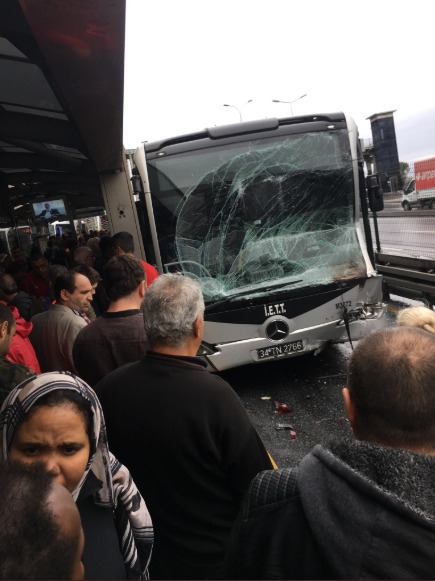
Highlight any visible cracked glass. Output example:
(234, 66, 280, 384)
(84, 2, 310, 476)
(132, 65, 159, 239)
(147, 129, 367, 303)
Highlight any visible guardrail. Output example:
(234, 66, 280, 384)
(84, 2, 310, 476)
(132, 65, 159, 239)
(372, 210, 435, 218)
(368, 210, 435, 307)
(375, 252, 435, 308)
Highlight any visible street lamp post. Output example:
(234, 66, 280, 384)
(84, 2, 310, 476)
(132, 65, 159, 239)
(272, 94, 307, 116)
(223, 99, 253, 122)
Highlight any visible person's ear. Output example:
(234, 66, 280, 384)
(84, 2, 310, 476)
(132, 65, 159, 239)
(60, 288, 70, 303)
(193, 316, 203, 339)
(342, 387, 357, 429)
(0, 320, 8, 339)
(139, 280, 146, 299)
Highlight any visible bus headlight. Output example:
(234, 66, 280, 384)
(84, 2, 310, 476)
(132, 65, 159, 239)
(337, 303, 386, 325)
(359, 303, 386, 319)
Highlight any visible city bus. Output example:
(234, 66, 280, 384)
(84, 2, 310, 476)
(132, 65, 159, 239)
(132, 113, 386, 371)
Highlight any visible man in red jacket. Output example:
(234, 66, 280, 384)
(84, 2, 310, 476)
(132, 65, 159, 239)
(111, 231, 159, 287)
(0, 273, 41, 374)
(0, 304, 34, 406)
(19, 253, 51, 299)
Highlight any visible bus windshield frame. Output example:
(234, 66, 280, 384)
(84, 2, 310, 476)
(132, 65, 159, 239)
(145, 126, 367, 304)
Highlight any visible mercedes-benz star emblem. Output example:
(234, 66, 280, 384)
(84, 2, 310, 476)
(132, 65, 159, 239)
(266, 320, 289, 341)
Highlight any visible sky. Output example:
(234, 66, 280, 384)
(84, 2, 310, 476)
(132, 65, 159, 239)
(123, 0, 434, 162)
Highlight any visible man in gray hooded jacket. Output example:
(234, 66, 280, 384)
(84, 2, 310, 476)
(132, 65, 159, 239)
(225, 326, 435, 580)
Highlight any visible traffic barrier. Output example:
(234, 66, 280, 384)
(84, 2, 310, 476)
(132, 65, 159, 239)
(375, 252, 435, 308)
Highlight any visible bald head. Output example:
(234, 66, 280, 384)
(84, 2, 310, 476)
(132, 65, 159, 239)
(74, 246, 94, 267)
(347, 326, 435, 452)
(0, 272, 18, 302)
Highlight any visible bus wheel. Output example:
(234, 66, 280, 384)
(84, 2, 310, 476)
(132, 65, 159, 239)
(402, 201, 411, 211)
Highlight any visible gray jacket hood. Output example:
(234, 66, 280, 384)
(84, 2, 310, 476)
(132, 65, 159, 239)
(297, 441, 435, 579)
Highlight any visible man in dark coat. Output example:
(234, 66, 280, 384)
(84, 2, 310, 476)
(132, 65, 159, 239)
(225, 326, 435, 580)
(95, 273, 273, 580)
(73, 254, 148, 386)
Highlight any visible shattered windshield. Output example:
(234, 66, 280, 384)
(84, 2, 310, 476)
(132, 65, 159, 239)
(147, 129, 366, 303)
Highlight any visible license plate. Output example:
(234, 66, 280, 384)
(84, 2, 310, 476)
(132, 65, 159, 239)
(257, 340, 305, 360)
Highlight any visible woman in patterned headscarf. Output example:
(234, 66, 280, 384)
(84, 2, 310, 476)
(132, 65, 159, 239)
(0, 372, 153, 580)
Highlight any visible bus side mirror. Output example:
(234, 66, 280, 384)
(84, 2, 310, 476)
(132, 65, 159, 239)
(366, 175, 384, 212)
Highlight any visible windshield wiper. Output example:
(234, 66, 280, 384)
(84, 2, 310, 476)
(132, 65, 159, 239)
(204, 279, 303, 313)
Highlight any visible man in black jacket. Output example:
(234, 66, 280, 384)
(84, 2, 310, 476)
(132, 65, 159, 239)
(95, 273, 273, 580)
(225, 326, 435, 580)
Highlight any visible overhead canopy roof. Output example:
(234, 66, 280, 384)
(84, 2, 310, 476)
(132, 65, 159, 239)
(0, 0, 126, 226)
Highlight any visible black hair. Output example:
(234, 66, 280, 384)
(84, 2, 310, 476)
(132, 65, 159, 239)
(30, 253, 47, 265)
(102, 254, 145, 302)
(48, 264, 68, 287)
(98, 235, 113, 257)
(0, 303, 15, 335)
(29, 389, 94, 450)
(111, 231, 135, 254)
(72, 264, 101, 285)
(0, 461, 80, 579)
(53, 271, 78, 302)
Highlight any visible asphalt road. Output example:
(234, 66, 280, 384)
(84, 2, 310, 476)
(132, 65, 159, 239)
(220, 296, 409, 469)
(221, 342, 353, 468)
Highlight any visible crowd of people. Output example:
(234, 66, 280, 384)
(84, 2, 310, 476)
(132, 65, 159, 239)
(0, 228, 435, 580)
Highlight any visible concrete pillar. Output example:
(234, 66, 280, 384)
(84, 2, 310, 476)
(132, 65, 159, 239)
(99, 149, 145, 260)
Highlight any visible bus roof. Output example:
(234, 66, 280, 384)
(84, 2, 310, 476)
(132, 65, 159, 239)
(144, 112, 346, 153)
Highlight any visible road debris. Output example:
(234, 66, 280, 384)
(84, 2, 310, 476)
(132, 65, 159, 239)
(274, 401, 292, 414)
(275, 423, 294, 431)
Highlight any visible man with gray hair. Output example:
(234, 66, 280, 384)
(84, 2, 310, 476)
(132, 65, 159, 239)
(95, 273, 273, 580)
